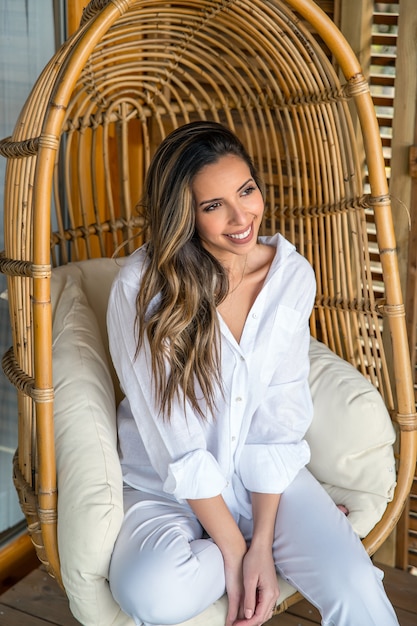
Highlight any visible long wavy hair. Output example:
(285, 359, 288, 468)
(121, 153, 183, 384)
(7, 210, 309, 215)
(136, 121, 264, 420)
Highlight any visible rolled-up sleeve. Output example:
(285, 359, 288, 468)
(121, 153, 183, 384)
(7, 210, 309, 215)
(238, 441, 311, 494)
(164, 449, 228, 500)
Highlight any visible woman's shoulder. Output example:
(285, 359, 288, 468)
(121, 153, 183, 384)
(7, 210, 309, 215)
(260, 234, 316, 314)
(113, 243, 149, 285)
(260, 233, 313, 276)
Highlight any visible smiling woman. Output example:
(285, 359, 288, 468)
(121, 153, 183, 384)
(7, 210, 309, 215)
(193, 156, 264, 256)
(193, 154, 275, 343)
(105, 121, 400, 626)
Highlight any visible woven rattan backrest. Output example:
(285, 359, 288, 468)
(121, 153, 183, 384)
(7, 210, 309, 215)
(0, 0, 416, 585)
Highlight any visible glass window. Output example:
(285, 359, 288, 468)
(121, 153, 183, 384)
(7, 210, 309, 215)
(0, 0, 59, 540)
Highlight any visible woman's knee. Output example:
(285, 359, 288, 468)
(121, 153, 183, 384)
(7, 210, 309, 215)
(111, 548, 180, 623)
(110, 539, 226, 624)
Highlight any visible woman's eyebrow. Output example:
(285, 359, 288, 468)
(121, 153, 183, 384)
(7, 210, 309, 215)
(198, 178, 253, 207)
(198, 196, 222, 207)
(237, 178, 253, 191)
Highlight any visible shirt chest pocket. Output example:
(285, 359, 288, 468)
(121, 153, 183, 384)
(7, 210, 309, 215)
(258, 304, 301, 384)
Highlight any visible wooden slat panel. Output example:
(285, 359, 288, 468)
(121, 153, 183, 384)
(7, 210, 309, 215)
(366, 0, 399, 224)
(370, 73, 396, 87)
(373, 96, 395, 107)
(371, 53, 397, 65)
(373, 13, 399, 26)
(369, 2, 398, 178)
(372, 33, 399, 46)
(398, 0, 417, 571)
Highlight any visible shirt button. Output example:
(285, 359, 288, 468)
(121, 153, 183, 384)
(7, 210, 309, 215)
(231, 436, 236, 442)
(240, 356, 245, 361)
(252, 313, 258, 319)
(235, 396, 242, 402)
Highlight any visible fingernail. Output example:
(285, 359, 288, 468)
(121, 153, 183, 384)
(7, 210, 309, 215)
(245, 609, 253, 619)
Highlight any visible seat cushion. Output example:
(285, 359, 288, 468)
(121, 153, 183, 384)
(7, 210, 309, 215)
(307, 338, 396, 538)
(51, 259, 396, 625)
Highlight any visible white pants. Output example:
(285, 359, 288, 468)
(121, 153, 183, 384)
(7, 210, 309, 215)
(109, 468, 399, 626)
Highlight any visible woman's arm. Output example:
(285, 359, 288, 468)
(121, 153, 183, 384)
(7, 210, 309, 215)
(251, 492, 280, 548)
(239, 493, 281, 623)
(187, 495, 247, 626)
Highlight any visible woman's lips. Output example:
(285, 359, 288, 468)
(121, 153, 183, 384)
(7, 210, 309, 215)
(225, 223, 253, 243)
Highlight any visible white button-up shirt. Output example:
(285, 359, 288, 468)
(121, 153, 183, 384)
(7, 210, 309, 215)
(107, 233, 316, 520)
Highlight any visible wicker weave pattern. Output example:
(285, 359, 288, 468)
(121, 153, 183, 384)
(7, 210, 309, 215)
(1, 0, 416, 612)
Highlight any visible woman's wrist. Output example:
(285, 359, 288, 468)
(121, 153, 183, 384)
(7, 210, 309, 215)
(187, 494, 247, 562)
(249, 532, 274, 553)
(250, 492, 281, 551)
(220, 534, 247, 564)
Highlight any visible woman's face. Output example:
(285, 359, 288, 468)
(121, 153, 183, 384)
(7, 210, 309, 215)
(192, 154, 264, 263)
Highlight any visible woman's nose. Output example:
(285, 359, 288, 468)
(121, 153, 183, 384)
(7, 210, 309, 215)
(228, 202, 246, 223)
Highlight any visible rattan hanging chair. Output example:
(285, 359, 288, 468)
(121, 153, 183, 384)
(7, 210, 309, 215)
(1, 1, 416, 624)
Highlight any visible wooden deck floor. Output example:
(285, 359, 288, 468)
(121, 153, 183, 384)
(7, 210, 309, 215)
(0, 563, 416, 625)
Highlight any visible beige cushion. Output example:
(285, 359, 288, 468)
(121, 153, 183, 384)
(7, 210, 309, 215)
(51, 257, 124, 404)
(52, 274, 127, 625)
(306, 338, 396, 537)
(51, 258, 396, 625)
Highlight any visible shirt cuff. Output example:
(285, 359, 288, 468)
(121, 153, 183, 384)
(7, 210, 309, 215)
(163, 449, 228, 501)
(238, 441, 311, 493)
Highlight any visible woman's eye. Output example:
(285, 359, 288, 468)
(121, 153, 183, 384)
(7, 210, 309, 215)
(242, 185, 256, 196)
(203, 202, 221, 213)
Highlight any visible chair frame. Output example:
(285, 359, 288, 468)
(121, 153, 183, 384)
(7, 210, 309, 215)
(0, 0, 416, 616)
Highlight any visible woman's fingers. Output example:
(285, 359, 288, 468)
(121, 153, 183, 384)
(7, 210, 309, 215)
(232, 587, 279, 625)
(242, 577, 257, 620)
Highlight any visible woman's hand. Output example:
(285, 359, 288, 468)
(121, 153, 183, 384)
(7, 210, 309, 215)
(232, 544, 280, 625)
(186, 495, 248, 626)
(224, 548, 246, 626)
(230, 491, 281, 625)
(187, 492, 281, 625)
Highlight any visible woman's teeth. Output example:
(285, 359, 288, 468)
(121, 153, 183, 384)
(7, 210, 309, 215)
(228, 225, 251, 240)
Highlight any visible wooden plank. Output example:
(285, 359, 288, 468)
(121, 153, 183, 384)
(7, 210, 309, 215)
(269, 608, 319, 625)
(394, 606, 417, 626)
(1, 564, 417, 626)
(283, 599, 321, 623)
(0, 568, 79, 626)
(0, 602, 54, 626)
(377, 563, 417, 615)
(410, 146, 417, 179)
(0, 533, 39, 595)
